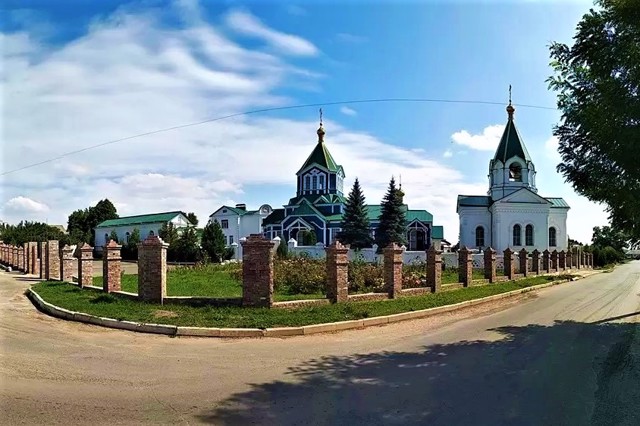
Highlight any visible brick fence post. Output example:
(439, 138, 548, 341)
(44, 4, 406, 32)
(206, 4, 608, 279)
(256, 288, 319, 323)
(519, 248, 529, 277)
(504, 248, 515, 280)
(542, 250, 550, 273)
(531, 249, 540, 275)
(17, 246, 24, 272)
(60, 245, 75, 282)
(24, 243, 30, 273)
(241, 234, 275, 308)
(30, 243, 39, 277)
(77, 243, 94, 288)
(565, 249, 572, 269)
(137, 235, 169, 304)
(384, 243, 404, 298)
(551, 250, 559, 273)
(103, 240, 122, 293)
(427, 245, 442, 293)
(588, 253, 593, 268)
(45, 240, 60, 280)
(484, 247, 496, 283)
(11, 246, 16, 268)
(37, 242, 45, 279)
(458, 246, 472, 287)
(325, 241, 349, 303)
(559, 250, 566, 271)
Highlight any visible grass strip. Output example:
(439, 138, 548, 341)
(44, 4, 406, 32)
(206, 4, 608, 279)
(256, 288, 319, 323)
(32, 274, 574, 329)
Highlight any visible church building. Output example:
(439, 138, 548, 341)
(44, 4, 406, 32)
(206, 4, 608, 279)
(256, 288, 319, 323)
(262, 115, 444, 249)
(457, 101, 570, 252)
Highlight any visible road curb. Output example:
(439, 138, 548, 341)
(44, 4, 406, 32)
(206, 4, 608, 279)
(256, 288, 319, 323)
(27, 271, 600, 338)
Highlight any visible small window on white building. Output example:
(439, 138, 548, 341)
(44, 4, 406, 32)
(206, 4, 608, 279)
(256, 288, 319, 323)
(475, 226, 484, 248)
(221, 220, 228, 229)
(549, 227, 557, 247)
(149, 230, 154, 236)
(125, 232, 130, 243)
(525, 225, 534, 246)
(104, 233, 109, 243)
(229, 235, 234, 245)
(513, 224, 522, 246)
(509, 163, 523, 182)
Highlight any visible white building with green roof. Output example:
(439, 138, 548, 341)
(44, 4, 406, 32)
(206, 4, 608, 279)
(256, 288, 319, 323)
(208, 204, 273, 254)
(261, 119, 444, 250)
(94, 211, 194, 252)
(457, 102, 570, 252)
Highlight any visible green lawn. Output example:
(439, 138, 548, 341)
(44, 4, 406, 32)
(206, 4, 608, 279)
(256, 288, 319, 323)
(33, 274, 575, 329)
(91, 267, 325, 302)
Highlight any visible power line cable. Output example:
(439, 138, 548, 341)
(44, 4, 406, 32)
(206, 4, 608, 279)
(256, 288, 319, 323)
(1, 97, 556, 177)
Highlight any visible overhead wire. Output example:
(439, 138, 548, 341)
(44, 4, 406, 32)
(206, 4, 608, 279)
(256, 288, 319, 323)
(1, 97, 557, 177)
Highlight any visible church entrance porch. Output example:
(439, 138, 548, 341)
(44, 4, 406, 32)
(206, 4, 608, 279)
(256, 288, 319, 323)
(407, 225, 429, 251)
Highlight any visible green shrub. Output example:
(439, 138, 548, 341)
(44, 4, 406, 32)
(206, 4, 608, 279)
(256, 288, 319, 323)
(274, 257, 326, 295)
(348, 259, 384, 293)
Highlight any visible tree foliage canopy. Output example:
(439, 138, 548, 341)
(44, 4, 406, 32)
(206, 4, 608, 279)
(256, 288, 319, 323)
(548, 0, 640, 243)
(374, 177, 407, 252)
(0, 221, 69, 246)
(186, 212, 199, 226)
(67, 199, 118, 246)
(339, 178, 373, 249)
(201, 220, 227, 263)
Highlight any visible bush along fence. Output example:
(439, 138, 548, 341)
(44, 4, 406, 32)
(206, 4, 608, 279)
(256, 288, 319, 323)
(0, 236, 596, 310)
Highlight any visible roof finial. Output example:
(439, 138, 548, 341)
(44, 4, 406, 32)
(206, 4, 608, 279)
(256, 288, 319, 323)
(506, 84, 515, 119)
(317, 108, 325, 142)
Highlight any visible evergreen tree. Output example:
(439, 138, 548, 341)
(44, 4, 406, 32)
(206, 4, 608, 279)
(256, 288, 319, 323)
(186, 212, 199, 226)
(172, 227, 202, 262)
(374, 177, 407, 252)
(122, 228, 141, 260)
(276, 238, 289, 259)
(339, 178, 373, 249)
(201, 220, 226, 263)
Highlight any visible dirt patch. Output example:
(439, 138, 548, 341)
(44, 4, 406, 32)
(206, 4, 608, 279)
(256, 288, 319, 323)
(153, 310, 179, 318)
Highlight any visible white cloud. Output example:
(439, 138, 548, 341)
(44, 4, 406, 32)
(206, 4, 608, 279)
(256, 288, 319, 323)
(1, 0, 597, 245)
(340, 106, 357, 116)
(545, 135, 561, 162)
(4, 197, 49, 213)
(443, 149, 453, 158)
(224, 10, 319, 56)
(336, 33, 367, 44)
(451, 124, 504, 151)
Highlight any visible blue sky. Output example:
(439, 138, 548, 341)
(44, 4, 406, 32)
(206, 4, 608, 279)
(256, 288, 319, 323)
(1, 0, 609, 243)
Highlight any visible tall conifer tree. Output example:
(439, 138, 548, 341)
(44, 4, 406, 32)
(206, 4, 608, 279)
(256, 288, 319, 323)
(375, 177, 407, 252)
(339, 178, 373, 249)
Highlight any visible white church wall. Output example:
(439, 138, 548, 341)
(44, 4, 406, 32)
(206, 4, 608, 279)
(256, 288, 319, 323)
(492, 207, 550, 252)
(459, 207, 492, 249)
(549, 209, 569, 251)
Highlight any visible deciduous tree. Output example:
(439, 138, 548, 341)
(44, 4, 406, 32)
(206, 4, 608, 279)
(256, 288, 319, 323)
(548, 0, 640, 243)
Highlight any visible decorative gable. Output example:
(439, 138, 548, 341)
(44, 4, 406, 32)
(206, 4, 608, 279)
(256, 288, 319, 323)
(493, 188, 552, 205)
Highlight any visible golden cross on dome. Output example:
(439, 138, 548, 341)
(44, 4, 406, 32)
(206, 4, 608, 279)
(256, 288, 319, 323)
(319, 108, 323, 126)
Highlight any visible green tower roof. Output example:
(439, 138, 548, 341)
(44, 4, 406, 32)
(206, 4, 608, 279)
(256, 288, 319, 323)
(296, 125, 344, 175)
(492, 104, 532, 164)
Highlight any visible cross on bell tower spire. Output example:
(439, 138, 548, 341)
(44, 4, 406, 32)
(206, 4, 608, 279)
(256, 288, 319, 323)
(317, 108, 325, 142)
(506, 84, 515, 120)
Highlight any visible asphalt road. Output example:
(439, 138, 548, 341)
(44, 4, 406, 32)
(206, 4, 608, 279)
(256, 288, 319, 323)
(1, 262, 640, 425)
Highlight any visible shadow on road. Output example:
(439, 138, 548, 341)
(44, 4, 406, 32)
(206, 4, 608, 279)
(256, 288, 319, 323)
(200, 321, 640, 426)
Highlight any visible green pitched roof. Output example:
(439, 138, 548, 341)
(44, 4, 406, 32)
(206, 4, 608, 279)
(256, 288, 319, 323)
(363, 205, 433, 223)
(288, 194, 347, 207)
(457, 195, 492, 208)
(262, 209, 285, 226)
(96, 211, 187, 228)
(545, 197, 570, 208)
(493, 107, 532, 164)
(293, 199, 326, 217)
(296, 135, 344, 175)
(432, 226, 444, 239)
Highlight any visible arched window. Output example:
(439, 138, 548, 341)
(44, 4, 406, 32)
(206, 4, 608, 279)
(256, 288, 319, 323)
(513, 224, 522, 246)
(104, 233, 109, 243)
(509, 162, 523, 182)
(312, 176, 318, 190)
(525, 224, 534, 246)
(304, 176, 310, 190)
(125, 232, 130, 243)
(549, 227, 557, 247)
(319, 175, 325, 190)
(475, 226, 485, 248)
(149, 230, 155, 236)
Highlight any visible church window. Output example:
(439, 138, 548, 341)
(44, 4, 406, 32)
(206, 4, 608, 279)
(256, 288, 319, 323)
(475, 226, 485, 248)
(305, 176, 310, 191)
(525, 225, 534, 246)
(319, 175, 325, 190)
(513, 224, 522, 246)
(312, 176, 318, 190)
(509, 163, 523, 182)
(105, 233, 109, 243)
(125, 232, 130, 243)
(149, 230, 154, 236)
(549, 227, 557, 247)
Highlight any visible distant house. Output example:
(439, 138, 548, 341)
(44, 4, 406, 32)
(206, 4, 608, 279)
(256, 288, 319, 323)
(94, 211, 194, 253)
(208, 204, 273, 249)
(50, 224, 67, 234)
